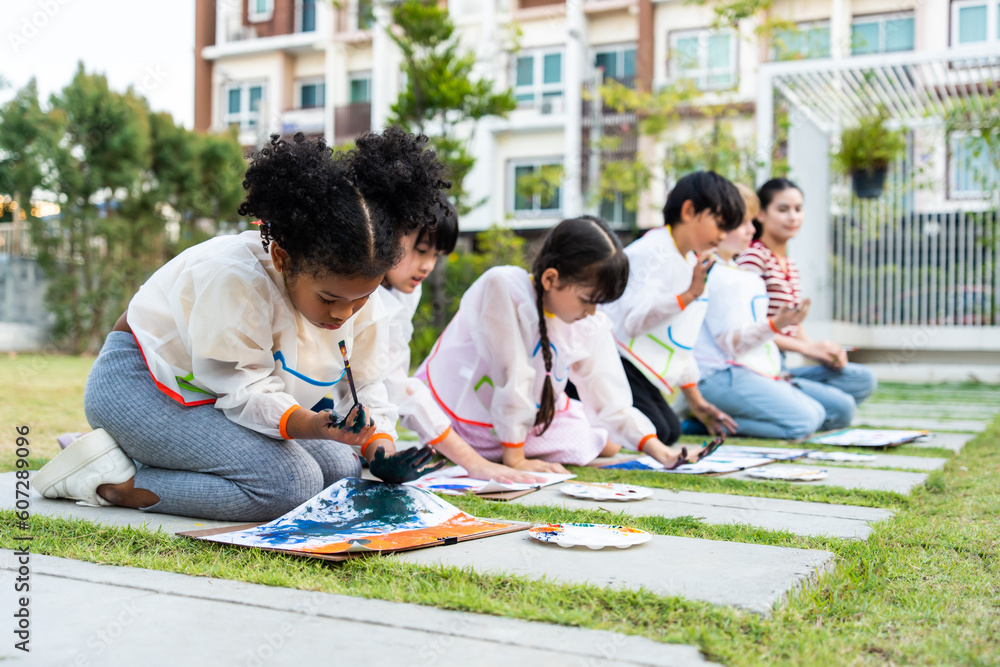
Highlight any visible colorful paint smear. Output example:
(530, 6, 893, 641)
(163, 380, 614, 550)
(200, 478, 513, 554)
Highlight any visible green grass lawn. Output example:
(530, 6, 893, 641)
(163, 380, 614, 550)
(2, 355, 999, 664)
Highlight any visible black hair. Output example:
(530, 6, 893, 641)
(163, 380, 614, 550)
(753, 177, 802, 240)
(415, 198, 459, 255)
(237, 128, 449, 279)
(662, 171, 745, 233)
(530, 216, 629, 435)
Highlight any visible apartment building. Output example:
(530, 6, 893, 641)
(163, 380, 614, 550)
(194, 0, 990, 233)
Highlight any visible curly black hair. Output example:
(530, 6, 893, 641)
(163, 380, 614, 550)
(237, 128, 450, 279)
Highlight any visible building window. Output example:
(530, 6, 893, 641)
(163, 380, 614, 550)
(224, 82, 265, 130)
(772, 22, 831, 60)
(510, 160, 562, 216)
(599, 193, 637, 228)
(851, 13, 915, 55)
(670, 29, 737, 90)
(299, 0, 316, 32)
(594, 45, 637, 84)
(298, 79, 325, 109)
(248, 0, 273, 23)
(949, 132, 998, 199)
(355, 0, 375, 30)
(513, 49, 564, 111)
(951, 0, 1000, 45)
(349, 73, 371, 103)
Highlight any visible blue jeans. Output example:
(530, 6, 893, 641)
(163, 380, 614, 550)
(698, 366, 826, 440)
(788, 363, 877, 431)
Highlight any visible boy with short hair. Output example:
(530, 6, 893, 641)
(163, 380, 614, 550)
(601, 171, 745, 459)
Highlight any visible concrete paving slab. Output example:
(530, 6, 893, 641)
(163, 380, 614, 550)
(732, 464, 928, 495)
(907, 432, 975, 453)
(511, 485, 892, 539)
(0, 552, 712, 666)
(802, 452, 949, 472)
(1, 473, 241, 535)
(395, 532, 834, 616)
(858, 401, 999, 419)
(854, 417, 988, 433)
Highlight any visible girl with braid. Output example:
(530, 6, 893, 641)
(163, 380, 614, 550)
(416, 217, 692, 471)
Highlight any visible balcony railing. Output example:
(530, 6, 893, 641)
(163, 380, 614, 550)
(334, 102, 371, 145)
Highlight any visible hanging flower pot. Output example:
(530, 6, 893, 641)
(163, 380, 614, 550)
(851, 168, 888, 199)
(833, 111, 905, 200)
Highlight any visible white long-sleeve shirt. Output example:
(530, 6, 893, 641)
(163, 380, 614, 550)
(378, 284, 453, 444)
(600, 226, 706, 393)
(417, 266, 656, 447)
(127, 230, 397, 442)
(694, 259, 783, 379)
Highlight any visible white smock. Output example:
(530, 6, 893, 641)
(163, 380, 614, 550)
(600, 226, 706, 394)
(417, 266, 655, 449)
(378, 284, 453, 444)
(694, 258, 783, 379)
(126, 230, 397, 442)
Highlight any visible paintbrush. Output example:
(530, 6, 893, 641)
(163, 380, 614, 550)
(338, 340, 360, 405)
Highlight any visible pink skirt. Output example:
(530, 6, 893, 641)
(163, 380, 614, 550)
(450, 395, 608, 466)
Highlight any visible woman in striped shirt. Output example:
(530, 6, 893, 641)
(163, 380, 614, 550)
(737, 178, 877, 431)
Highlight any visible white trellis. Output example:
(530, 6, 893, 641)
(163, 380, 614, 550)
(756, 45, 1000, 354)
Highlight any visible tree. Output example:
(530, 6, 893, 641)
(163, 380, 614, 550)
(386, 0, 517, 215)
(0, 64, 248, 353)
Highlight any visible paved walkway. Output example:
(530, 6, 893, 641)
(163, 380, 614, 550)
(3, 383, 994, 660)
(0, 551, 714, 666)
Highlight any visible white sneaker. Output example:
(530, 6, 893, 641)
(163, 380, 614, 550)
(33, 429, 136, 507)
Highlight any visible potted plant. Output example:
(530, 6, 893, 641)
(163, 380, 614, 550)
(833, 113, 906, 199)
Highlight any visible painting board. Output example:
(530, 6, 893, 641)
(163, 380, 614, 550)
(405, 466, 575, 498)
(178, 478, 528, 561)
(810, 429, 930, 448)
(601, 453, 776, 476)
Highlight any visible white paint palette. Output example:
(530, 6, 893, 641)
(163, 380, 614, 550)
(559, 483, 653, 502)
(528, 523, 652, 550)
(745, 467, 828, 482)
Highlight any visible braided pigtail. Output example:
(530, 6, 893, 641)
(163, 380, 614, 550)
(533, 277, 557, 435)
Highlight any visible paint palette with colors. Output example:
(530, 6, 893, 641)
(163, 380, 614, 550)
(528, 523, 652, 550)
(559, 482, 653, 501)
(745, 467, 828, 481)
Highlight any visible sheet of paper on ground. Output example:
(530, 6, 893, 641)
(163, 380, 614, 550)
(183, 478, 522, 557)
(810, 428, 929, 448)
(601, 452, 778, 475)
(406, 465, 575, 495)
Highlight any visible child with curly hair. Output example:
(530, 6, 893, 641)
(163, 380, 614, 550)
(34, 128, 449, 521)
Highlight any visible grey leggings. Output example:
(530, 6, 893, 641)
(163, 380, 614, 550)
(84, 332, 361, 521)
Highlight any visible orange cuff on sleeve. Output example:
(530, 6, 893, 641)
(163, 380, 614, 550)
(680, 382, 697, 389)
(637, 433, 657, 452)
(768, 318, 780, 334)
(362, 432, 393, 457)
(278, 405, 302, 440)
(676, 294, 686, 310)
(428, 426, 451, 446)
(501, 441, 525, 448)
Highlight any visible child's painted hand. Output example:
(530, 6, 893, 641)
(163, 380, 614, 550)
(370, 445, 446, 484)
(688, 401, 738, 437)
(511, 458, 569, 475)
(773, 298, 811, 331)
(319, 404, 377, 447)
(463, 460, 545, 485)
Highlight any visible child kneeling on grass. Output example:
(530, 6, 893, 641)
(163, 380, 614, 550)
(601, 171, 744, 448)
(34, 128, 448, 521)
(377, 202, 540, 483)
(416, 216, 689, 471)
